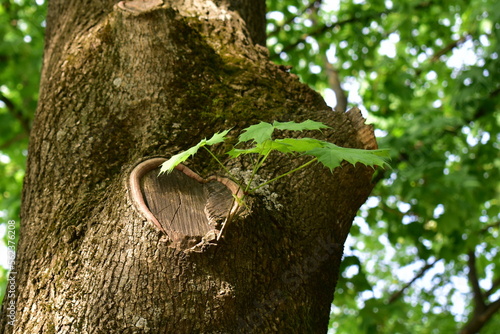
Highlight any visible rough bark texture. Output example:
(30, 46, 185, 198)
(1, 0, 378, 333)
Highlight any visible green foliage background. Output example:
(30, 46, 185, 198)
(0, 0, 45, 303)
(266, 0, 499, 332)
(1, 0, 499, 332)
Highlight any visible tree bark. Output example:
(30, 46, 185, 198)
(0, 0, 378, 333)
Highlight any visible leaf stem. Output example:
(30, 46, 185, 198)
(249, 157, 318, 193)
(246, 150, 271, 193)
(203, 147, 241, 186)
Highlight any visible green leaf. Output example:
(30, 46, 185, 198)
(306, 143, 390, 172)
(159, 144, 201, 174)
(306, 147, 344, 171)
(160, 129, 230, 174)
(238, 120, 329, 144)
(227, 146, 259, 158)
(273, 120, 330, 131)
(238, 122, 274, 143)
(227, 140, 293, 158)
(275, 138, 324, 152)
(205, 128, 231, 145)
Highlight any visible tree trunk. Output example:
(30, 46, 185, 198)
(0, 0, 378, 333)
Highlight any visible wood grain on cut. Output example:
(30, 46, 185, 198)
(140, 164, 235, 248)
(204, 181, 235, 227)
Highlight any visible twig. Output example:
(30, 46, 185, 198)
(430, 35, 470, 62)
(0, 92, 31, 134)
(460, 297, 500, 334)
(388, 258, 439, 304)
(467, 250, 486, 312)
(484, 276, 500, 299)
(267, 0, 322, 38)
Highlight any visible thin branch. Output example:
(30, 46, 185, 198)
(388, 258, 439, 304)
(0, 92, 16, 111)
(467, 250, 487, 313)
(437, 84, 500, 138)
(460, 297, 500, 334)
(0, 92, 31, 134)
(484, 276, 500, 299)
(0, 133, 29, 150)
(414, 33, 472, 78)
(470, 86, 500, 121)
(430, 34, 470, 63)
(324, 60, 347, 112)
(481, 220, 500, 233)
(306, 1, 348, 113)
(267, 0, 321, 38)
(461, 251, 500, 332)
(277, 13, 380, 55)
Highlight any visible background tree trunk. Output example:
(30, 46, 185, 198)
(0, 0, 378, 333)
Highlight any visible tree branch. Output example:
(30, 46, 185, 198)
(481, 220, 500, 233)
(277, 12, 385, 56)
(467, 250, 487, 313)
(461, 251, 500, 334)
(460, 297, 500, 334)
(430, 34, 470, 63)
(0, 133, 28, 150)
(388, 258, 439, 304)
(267, 0, 321, 38)
(324, 59, 347, 112)
(0, 92, 31, 134)
(484, 276, 500, 299)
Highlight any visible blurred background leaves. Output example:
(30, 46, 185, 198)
(0, 0, 45, 303)
(267, 0, 499, 332)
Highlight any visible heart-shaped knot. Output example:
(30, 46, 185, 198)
(129, 158, 242, 249)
